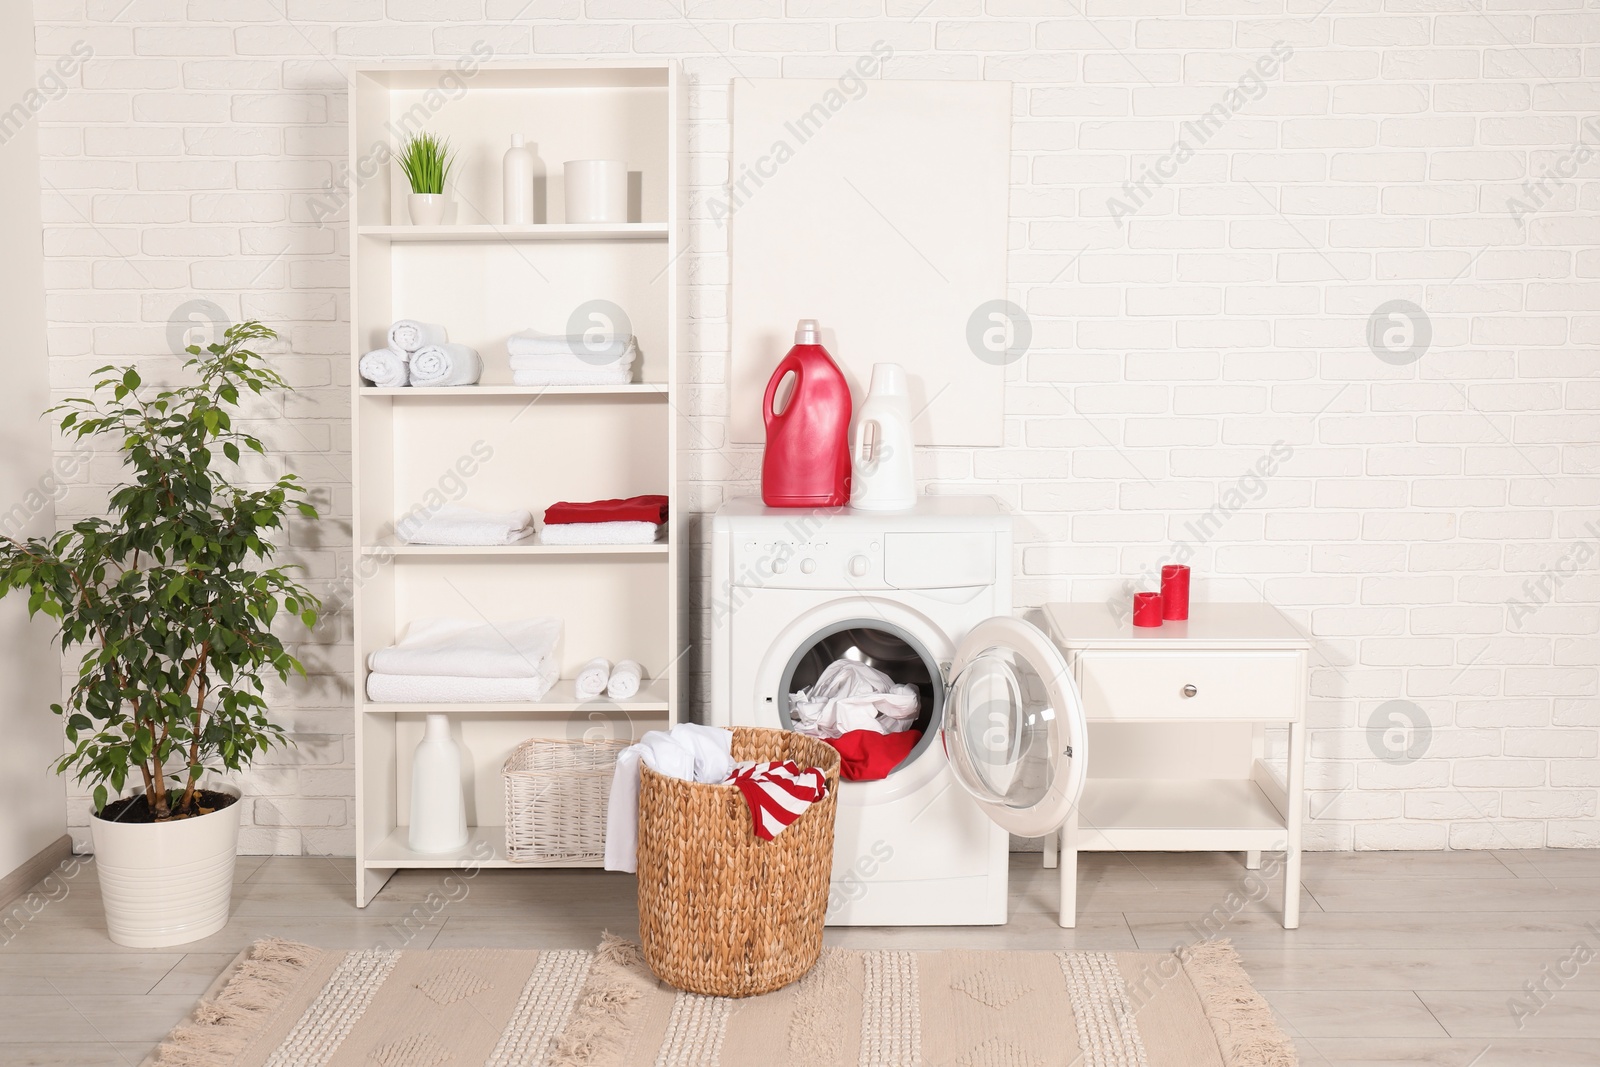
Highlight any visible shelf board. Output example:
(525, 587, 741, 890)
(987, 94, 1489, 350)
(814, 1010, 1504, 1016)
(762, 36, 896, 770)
(360, 383, 669, 398)
(362, 535, 668, 558)
(365, 825, 607, 870)
(359, 223, 668, 244)
(1076, 778, 1288, 852)
(361, 676, 672, 715)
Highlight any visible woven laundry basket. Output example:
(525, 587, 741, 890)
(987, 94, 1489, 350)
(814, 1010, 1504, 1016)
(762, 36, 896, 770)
(503, 737, 629, 862)
(636, 726, 841, 997)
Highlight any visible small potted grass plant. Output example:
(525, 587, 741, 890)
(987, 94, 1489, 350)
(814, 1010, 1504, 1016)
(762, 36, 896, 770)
(399, 132, 454, 225)
(0, 322, 320, 947)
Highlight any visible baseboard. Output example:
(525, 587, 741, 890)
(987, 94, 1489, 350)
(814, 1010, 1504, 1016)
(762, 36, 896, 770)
(0, 834, 74, 912)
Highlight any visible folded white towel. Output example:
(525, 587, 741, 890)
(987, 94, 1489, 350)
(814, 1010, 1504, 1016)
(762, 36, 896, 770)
(604, 723, 734, 873)
(359, 348, 408, 388)
(508, 330, 637, 362)
(395, 504, 533, 546)
(366, 667, 556, 704)
(607, 660, 643, 701)
(511, 365, 635, 387)
(389, 320, 447, 354)
(575, 657, 612, 699)
(410, 343, 483, 387)
(539, 521, 660, 546)
(368, 617, 562, 679)
(509, 351, 636, 373)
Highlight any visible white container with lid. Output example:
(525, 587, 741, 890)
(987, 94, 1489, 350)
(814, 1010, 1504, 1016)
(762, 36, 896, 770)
(564, 159, 628, 224)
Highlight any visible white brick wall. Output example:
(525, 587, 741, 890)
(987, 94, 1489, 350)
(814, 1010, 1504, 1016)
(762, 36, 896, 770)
(26, 0, 1600, 855)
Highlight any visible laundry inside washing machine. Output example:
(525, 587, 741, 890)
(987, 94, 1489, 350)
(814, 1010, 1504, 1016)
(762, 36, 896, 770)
(780, 624, 942, 780)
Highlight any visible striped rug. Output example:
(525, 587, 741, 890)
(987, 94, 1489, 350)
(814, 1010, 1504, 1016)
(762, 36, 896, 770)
(145, 936, 1295, 1067)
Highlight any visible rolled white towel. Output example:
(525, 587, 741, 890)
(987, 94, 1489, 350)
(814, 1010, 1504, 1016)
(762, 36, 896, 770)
(607, 659, 643, 701)
(366, 668, 556, 704)
(575, 657, 612, 699)
(395, 504, 533, 546)
(539, 521, 659, 546)
(389, 320, 447, 354)
(511, 365, 635, 387)
(359, 348, 408, 388)
(409, 343, 483, 387)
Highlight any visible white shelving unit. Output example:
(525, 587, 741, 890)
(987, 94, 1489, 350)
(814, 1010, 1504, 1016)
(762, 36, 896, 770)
(348, 61, 681, 906)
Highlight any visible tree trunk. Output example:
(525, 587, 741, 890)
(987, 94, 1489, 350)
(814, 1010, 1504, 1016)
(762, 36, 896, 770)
(179, 705, 204, 815)
(149, 739, 169, 820)
(177, 654, 211, 816)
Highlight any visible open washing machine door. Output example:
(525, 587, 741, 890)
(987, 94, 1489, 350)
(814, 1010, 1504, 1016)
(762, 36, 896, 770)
(942, 616, 1087, 839)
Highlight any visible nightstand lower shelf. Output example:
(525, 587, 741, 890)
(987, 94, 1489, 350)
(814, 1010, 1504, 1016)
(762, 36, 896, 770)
(1073, 777, 1290, 852)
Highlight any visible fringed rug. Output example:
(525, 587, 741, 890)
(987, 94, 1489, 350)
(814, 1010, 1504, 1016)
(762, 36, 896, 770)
(146, 936, 1296, 1066)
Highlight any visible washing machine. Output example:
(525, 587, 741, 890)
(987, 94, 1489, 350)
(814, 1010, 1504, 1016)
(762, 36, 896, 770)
(710, 496, 1087, 926)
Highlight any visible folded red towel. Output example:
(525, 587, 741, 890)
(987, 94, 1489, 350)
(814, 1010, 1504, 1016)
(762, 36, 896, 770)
(726, 760, 829, 841)
(823, 729, 922, 782)
(543, 494, 668, 526)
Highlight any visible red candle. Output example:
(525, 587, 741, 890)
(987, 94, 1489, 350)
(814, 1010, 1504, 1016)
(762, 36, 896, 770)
(1133, 592, 1164, 627)
(1161, 565, 1190, 621)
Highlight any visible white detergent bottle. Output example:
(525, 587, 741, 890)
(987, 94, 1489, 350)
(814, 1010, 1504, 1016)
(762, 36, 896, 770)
(849, 362, 918, 511)
(409, 713, 468, 853)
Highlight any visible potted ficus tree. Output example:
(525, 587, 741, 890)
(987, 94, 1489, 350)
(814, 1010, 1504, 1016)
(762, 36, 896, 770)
(0, 322, 320, 948)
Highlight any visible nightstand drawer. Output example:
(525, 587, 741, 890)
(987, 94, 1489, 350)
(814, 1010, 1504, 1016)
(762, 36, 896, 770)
(1077, 651, 1301, 722)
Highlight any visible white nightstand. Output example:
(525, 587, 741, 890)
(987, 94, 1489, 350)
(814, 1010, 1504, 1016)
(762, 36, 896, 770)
(1043, 602, 1310, 930)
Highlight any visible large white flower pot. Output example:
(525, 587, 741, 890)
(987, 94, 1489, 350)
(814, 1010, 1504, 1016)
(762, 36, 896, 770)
(89, 784, 242, 948)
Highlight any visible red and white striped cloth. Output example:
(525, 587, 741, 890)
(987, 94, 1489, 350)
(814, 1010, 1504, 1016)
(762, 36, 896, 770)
(725, 760, 829, 841)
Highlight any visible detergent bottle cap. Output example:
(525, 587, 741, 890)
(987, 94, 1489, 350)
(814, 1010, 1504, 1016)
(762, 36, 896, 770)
(511, 134, 525, 148)
(868, 362, 908, 397)
(794, 319, 820, 345)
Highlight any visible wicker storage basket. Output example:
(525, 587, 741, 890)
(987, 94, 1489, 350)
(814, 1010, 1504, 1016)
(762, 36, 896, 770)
(503, 737, 629, 862)
(636, 726, 842, 998)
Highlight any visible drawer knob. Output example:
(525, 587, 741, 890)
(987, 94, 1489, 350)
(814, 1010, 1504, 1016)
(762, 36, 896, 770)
(1181, 684, 1198, 698)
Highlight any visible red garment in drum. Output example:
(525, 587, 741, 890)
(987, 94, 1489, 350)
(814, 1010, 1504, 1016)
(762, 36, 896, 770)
(823, 729, 922, 782)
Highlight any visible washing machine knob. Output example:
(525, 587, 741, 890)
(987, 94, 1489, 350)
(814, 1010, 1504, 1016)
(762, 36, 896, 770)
(771, 556, 788, 574)
(801, 558, 816, 574)
(848, 555, 869, 577)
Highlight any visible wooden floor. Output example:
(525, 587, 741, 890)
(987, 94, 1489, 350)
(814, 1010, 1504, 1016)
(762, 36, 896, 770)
(1, 849, 1597, 1066)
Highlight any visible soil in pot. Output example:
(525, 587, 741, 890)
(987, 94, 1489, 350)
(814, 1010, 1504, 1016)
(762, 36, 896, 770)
(98, 789, 239, 824)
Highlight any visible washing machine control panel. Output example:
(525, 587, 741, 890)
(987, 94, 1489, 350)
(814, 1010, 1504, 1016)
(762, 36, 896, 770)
(732, 535, 885, 589)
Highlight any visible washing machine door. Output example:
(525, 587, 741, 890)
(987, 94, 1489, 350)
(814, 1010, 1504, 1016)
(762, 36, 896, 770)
(941, 616, 1087, 839)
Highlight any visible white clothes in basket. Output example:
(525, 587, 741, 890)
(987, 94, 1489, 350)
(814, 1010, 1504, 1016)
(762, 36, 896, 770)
(603, 723, 734, 873)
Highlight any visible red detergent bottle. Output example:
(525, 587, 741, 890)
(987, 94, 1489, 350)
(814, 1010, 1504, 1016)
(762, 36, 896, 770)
(762, 319, 852, 508)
